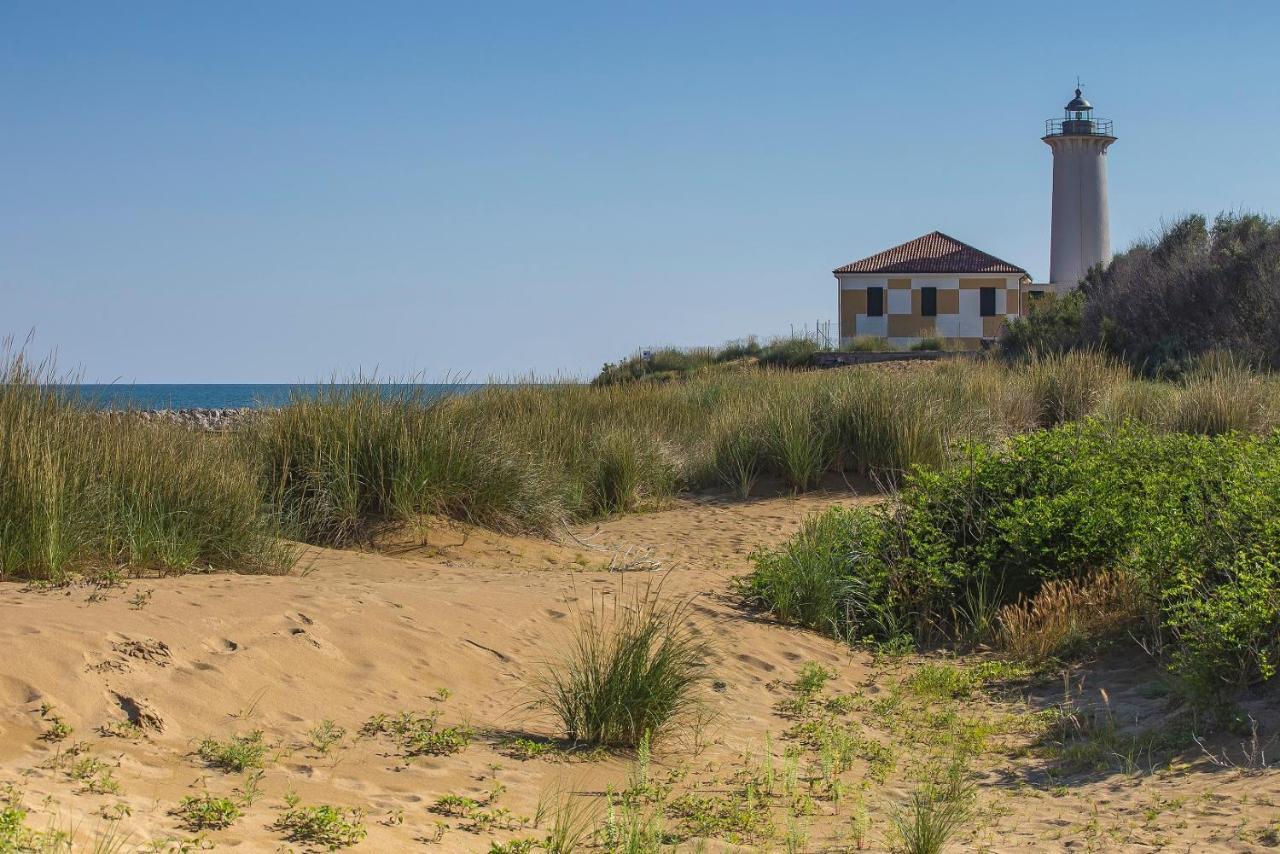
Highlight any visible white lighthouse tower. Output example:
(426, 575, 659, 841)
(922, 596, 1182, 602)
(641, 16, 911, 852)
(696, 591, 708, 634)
(1043, 87, 1116, 289)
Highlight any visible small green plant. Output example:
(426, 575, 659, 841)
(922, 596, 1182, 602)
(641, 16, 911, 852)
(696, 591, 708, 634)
(98, 720, 144, 740)
(273, 803, 366, 849)
(361, 710, 473, 757)
(38, 704, 73, 742)
(174, 794, 242, 831)
(794, 662, 834, 698)
(197, 731, 269, 772)
(68, 756, 122, 794)
(233, 770, 266, 806)
(308, 719, 347, 754)
(500, 737, 559, 761)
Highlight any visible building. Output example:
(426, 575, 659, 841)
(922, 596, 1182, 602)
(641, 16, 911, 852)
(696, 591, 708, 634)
(832, 87, 1116, 349)
(834, 231, 1033, 350)
(1044, 88, 1117, 289)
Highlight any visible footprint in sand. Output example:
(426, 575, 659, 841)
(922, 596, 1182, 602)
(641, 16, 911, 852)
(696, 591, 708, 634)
(110, 637, 172, 667)
(201, 638, 241, 654)
(735, 653, 776, 673)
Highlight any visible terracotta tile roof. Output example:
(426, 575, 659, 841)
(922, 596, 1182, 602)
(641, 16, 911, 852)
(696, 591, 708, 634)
(833, 231, 1027, 275)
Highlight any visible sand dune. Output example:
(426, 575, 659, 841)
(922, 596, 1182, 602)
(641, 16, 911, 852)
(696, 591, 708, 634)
(1, 492, 1277, 851)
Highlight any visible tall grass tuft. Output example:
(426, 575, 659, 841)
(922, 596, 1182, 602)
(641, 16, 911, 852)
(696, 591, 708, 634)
(535, 587, 710, 749)
(586, 428, 678, 515)
(1167, 361, 1276, 435)
(250, 384, 565, 545)
(761, 386, 831, 492)
(1021, 350, 1129, 427)
(0, 347, 286, 581)
(738, 507, 866, 638)
(829, 370, 954, 483)
(890, 768, 975, 854)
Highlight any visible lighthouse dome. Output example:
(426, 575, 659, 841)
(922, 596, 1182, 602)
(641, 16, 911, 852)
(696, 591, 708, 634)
(1066, 89, 1092, 111)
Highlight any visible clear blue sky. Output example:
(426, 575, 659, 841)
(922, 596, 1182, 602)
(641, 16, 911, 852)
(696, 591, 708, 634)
(3, 1, 1278, 382)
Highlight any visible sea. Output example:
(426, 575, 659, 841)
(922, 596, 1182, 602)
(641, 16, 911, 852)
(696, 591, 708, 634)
(69, 384, 486, 411)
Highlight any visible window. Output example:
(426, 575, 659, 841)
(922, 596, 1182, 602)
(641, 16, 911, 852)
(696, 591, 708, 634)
(866, 286, 884, 317)
(1028, 290, 1045, 300)
(921, 286, 937, 317)
(979, 287, 996, 317)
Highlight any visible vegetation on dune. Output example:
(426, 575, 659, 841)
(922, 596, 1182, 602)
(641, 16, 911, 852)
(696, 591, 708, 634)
(535, 588, 710, 748)
(593, 335, 823, 385)
(1003, 212, 1280, 375)
(6, 340, 1280, 576)
(251, 384, 565, 545)
(742, 420, 1280, 703)
(0, 349, 286, 582)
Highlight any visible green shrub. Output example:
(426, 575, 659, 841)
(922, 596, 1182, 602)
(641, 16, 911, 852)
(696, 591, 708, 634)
(1000, 290, 1084, 358)
(756, 337, 821, 369)
(535, 590, 710, 748)
(714, 337, 763, 362)
(744, 421, 1280, 701)
(1082, 213, 1280, 376)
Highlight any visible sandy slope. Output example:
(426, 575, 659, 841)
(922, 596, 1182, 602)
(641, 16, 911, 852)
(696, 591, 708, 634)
(1, 490, 1277, 852)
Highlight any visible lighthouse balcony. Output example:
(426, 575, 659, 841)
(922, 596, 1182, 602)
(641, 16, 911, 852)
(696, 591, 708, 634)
(1044, 117, 1114, 137)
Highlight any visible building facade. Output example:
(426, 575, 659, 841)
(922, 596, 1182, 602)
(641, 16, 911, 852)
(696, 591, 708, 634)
(834, 231, 1034, 350)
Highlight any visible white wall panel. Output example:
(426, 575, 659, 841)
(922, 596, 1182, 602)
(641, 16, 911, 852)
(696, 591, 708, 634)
(856, 314, 888, 337)
(887, 289, 912, 315)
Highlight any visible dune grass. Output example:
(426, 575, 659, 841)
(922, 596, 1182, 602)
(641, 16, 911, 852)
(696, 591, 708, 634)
(535, 588, 710, 749)
(0, 350, 285, 581)
(3, 344, 1278, 579)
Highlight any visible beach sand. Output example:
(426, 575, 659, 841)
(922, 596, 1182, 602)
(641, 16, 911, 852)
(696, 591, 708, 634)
(1, 490, 1277, 851)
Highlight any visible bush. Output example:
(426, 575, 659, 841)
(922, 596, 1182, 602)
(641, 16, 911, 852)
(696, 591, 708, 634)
(1000, 290, 1084, 358)
(743, 421, 1280, 701)
(536, 590, 710, 748)
(756, 337, 821, 369)
(1013, 213, 1280, 375)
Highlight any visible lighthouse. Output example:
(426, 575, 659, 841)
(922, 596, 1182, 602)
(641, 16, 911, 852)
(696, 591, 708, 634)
(1043, 87, 1116, 289)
